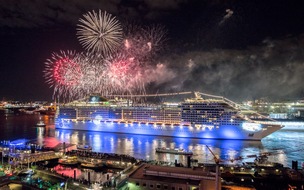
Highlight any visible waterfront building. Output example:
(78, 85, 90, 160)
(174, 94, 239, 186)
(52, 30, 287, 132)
(243, 99, 304, 120)
(127, 163, 220, 190)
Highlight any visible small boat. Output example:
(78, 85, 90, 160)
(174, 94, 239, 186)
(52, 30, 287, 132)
(104, 160, 125, 169)
(77, 144, 92, 151)
(36, 121, 46, 127)
(254, 155, 283, 168)
(80, 161, 104, 169)
(58, 156, 79, 166)
(17, 169, 35, 176)
(155, 147, 193, 155)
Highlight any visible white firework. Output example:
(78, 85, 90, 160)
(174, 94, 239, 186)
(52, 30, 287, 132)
(76, 52, 108, 96)
(77, 10, 123, 56)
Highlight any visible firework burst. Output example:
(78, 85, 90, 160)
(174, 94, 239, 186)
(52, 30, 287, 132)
(76, 52, 108, 96)
(104, 53, 137, 94)
(77, 10, 123, 56)
(142, 24, 167, 54)
(122, 24, 167, 62)
(44, 50, 83, 100)
(45, 11, 168, 101)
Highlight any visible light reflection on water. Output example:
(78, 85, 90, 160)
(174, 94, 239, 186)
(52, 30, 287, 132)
(0, 112, 304, 168)
(53, 127, 304, 168)
(262, 130, 304, 167)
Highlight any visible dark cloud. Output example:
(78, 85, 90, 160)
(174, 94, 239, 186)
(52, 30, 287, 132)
(144, 0, 185, 10)
(0, 0, 121, 28)
(0, 0, 191, 28)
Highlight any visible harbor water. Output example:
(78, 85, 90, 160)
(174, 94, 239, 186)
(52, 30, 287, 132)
(1, 109, 304, 169)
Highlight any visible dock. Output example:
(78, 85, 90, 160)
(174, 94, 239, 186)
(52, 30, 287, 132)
(66, 150, 137, 169)
(5, 151, 61, 165)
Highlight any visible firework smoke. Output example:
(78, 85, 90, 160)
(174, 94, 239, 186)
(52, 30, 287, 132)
(151, 36, 304, 101)
(219, 9, 234, 26)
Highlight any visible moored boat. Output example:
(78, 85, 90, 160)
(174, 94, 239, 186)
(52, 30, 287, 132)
(77, 144, 92, 151)
(155, 147, 193, 155)
(36, 121, 46, 127)
(58, 156, 79, 166)
(80, 161, 104, 169)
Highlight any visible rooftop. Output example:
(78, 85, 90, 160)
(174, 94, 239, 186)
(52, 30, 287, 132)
(129, 163, 215, 185)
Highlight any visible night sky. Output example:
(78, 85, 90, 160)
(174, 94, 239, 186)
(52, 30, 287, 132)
(1, 0, 304, 102)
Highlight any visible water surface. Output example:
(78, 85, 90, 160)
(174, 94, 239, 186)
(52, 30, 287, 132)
(1, 109, 303, 168)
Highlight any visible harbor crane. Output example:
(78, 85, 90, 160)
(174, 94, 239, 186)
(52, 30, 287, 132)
(206, 145, 220, 190)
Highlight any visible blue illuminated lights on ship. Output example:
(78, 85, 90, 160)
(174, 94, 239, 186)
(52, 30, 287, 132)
(55, 92, 283, 140)
(93, 115, 103, 125)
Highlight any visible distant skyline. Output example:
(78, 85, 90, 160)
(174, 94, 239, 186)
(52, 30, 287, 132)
(1, 0, 304, 101)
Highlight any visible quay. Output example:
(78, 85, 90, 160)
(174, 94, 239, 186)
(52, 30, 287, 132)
(0, 141, 75, 166)
(5, 151, 60, 165)
(65, 150, 137, 169)
(1, 155, 304, 189)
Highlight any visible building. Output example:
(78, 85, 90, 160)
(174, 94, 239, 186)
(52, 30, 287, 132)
(127, 164, 220, 190)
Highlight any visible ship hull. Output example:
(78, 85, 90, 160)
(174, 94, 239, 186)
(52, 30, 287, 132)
(55, 120, 281, 140)
(251, 120, 304, 131)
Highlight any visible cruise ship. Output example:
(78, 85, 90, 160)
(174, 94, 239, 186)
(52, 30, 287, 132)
(55, 92, 283, 140)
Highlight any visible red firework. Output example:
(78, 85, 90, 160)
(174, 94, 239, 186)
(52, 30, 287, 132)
(44, 51, 84, 100)
(53, 57, 82, 86)
(106, 58, 133, 92)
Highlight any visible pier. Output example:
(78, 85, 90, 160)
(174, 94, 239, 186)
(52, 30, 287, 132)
(0, 141, 75, 167)
(6, 151, 60, 165)
(66, 149, 137, 169)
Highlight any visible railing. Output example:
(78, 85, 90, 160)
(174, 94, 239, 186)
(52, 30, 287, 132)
(4, 151, 61, 164)
(143, 169, 215, 180)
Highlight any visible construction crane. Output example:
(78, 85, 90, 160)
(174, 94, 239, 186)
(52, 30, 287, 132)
(206, 145, 220, 190)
